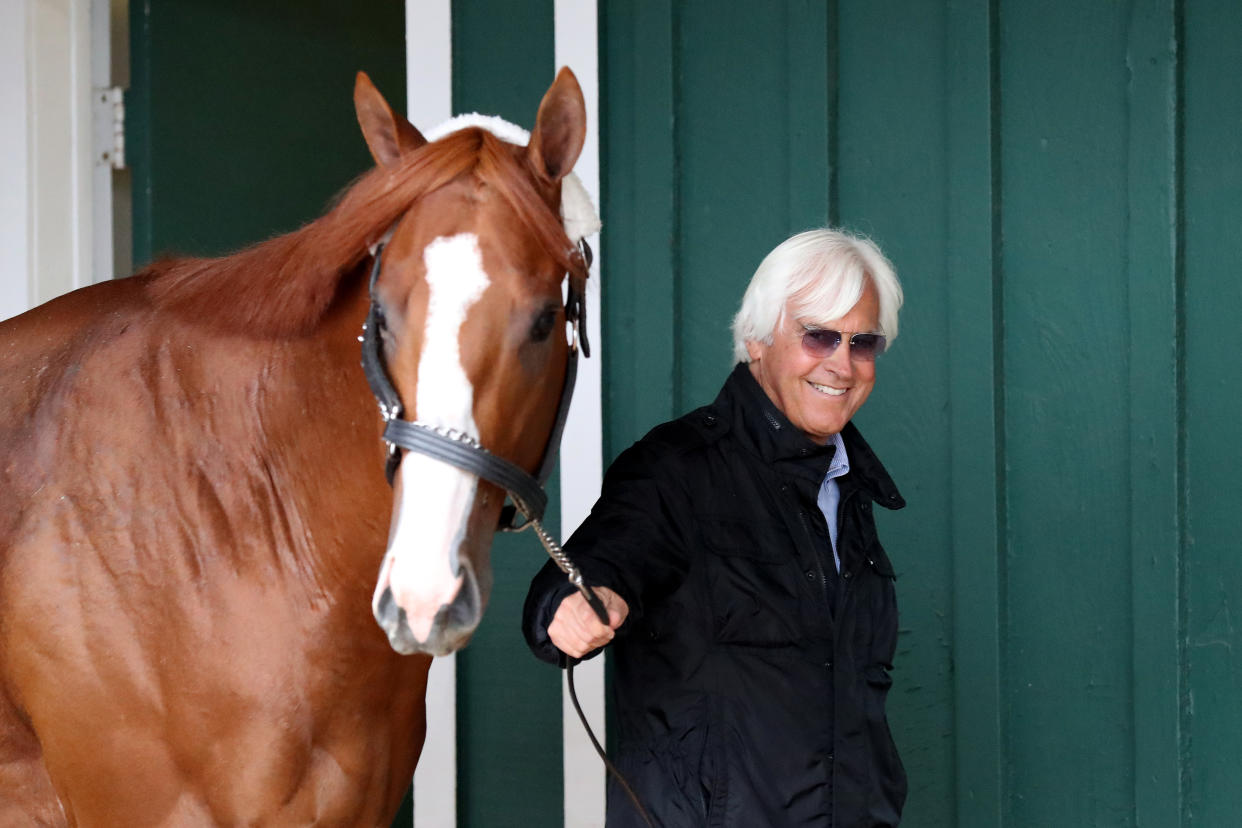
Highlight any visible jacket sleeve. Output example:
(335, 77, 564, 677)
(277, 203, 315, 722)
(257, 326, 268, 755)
(522, 434, 693, 665)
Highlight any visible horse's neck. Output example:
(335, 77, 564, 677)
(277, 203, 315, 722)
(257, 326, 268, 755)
(191, 272, 388, 587)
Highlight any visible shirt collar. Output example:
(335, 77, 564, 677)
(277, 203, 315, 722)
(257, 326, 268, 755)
(824, 431, 849, 482)
(716, 363, 835, 480)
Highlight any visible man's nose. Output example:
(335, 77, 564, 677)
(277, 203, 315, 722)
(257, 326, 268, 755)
(822, 339, 855, 376)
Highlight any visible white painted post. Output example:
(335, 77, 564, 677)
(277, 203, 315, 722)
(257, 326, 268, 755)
(555, 3, 607, 827)
(0, 0, 32, 322)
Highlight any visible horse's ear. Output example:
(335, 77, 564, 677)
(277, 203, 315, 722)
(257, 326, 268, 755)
(354, 71, 427, 167)
(527, 67, 586, 182)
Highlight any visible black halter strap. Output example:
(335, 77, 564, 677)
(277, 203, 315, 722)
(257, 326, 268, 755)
(359, 241, 589, 529)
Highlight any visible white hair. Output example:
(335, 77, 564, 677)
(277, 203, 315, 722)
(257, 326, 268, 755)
(731, 228, 903, 364)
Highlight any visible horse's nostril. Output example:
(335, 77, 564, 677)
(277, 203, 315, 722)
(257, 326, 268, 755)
(373, 569, 483, 657)
(446, 564, 482, 632)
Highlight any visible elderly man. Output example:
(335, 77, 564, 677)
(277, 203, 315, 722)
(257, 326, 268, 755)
(524, 228, 907, 827)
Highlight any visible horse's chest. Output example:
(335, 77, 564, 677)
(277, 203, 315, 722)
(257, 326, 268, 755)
(5, 562, 428, 826)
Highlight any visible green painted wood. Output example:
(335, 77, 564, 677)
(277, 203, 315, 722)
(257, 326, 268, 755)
(676, 2, 805, 405)
(128, 0, 404, 267)
(834, 2, 957, 825)
(1184, 2, 1242, 825)
(1125, 2, 1184, 826)
(786, 1, 832, 233)
(1000, 3, 1136, 824)
(599, 0, 679, 461)
(945, 1, 1004, 826)
(450, 4, 564, 826)
(594, 2, 1241, 826)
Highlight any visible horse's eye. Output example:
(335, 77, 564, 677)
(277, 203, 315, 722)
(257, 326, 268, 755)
(530, 307, 558, 343)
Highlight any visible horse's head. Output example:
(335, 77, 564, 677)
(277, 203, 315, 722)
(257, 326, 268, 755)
(353, 69, 593, 656)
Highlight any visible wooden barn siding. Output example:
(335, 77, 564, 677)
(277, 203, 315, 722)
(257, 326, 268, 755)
(128, 0, 406, 266)
(599, 1, 1240, 825)
(1184, 2, 1242, 825)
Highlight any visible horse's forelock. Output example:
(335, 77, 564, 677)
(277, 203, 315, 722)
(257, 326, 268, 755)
(473, 132, 586, 286)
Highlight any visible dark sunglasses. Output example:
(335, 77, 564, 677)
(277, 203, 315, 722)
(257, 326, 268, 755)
(800, 326, 888, 362)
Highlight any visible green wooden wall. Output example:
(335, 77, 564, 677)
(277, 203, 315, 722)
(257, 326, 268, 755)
(600, 1, 1241, 826)
(129, 0, 406, 265)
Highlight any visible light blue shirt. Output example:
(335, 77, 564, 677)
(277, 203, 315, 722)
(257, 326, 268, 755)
(816, 431, 850, 573)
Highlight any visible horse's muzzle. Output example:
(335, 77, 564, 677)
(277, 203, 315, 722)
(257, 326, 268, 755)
(373, 562, 482, 656)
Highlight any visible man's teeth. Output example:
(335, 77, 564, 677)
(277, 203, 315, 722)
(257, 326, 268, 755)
(808, 381, 846, 396)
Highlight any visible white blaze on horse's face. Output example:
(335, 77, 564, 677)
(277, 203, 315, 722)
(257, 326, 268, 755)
(372, 233, 489, 655)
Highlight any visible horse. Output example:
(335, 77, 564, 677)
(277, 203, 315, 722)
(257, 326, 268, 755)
(0, 67, 594, 825)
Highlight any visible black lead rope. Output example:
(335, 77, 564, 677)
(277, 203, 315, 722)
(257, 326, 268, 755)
(361, 239, 655, 827)
(567, 622, 657, 828)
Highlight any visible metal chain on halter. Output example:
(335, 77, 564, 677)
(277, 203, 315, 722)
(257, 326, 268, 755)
(526, 516, 610, 620)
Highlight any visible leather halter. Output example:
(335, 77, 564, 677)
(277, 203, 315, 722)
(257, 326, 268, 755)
(359, 239, 591, 531)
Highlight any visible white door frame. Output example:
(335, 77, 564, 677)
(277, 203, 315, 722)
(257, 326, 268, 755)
(2, 0, 118, 324)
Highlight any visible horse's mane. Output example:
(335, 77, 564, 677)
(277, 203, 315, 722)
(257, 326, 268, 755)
(145, 129, 585, 337)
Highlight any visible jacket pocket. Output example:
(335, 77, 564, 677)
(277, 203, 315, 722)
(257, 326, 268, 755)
(616, 698, 715, 827)
(696, 515, 787, 563)
(863, 665, 908, 819)
(695, 516, 801, 645)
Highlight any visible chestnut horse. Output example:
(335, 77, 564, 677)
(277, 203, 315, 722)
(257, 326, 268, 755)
(0, 68, 593, 825)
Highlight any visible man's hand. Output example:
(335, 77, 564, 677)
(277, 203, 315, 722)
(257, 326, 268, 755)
(547, 587, 629, 658)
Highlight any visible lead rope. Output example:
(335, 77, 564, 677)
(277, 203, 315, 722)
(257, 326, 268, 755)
(523, 517, 657, 828)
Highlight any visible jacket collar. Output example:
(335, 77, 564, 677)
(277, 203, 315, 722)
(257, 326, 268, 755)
(713, 363, 905, 509)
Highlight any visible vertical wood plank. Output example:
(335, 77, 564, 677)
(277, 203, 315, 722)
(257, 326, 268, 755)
(999, 2, 1136, 822)
(600, 0, 679, 459)
(1182, 2, 1242, 824)
(676, 2, 795, 405)
(786, 0, 831, 232)
(835, 1, 955, 822)
(1125, 2, 1184, 826)
(946, 1, 1005, 825)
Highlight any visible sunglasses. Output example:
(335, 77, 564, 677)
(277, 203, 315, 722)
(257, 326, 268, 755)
(799, 326, 888, 362)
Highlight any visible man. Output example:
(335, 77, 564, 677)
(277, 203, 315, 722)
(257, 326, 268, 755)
(523, 228, 907, 827)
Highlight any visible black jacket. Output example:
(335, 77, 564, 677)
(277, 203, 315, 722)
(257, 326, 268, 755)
(524, 364, 907, 827)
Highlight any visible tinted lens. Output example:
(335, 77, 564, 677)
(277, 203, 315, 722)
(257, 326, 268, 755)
(800, 328, 887, 361)
(801, 328, 842, 357)
(848, 333, 887, 361)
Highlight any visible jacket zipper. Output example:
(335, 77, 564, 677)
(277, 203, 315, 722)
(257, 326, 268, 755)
(796, 508, 832, 614)
(837, 489, 866, 590)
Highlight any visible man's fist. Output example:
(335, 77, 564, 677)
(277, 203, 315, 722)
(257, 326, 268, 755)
(547, 586, 629, 658)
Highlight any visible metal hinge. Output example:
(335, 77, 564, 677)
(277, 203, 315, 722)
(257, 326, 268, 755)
(93, 86, 125, 170)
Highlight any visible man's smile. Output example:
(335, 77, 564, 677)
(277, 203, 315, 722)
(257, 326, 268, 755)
(807, 379, 846, 397)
